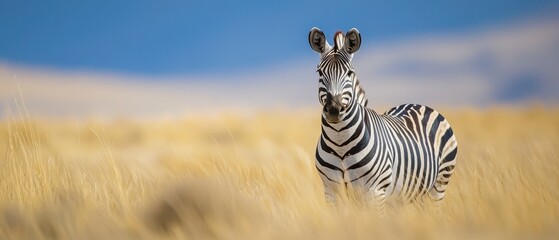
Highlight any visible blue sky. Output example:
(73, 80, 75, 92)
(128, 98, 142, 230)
(0, 0, 558, 76)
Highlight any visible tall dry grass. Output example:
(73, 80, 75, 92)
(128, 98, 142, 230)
(0, 104, 558, 239)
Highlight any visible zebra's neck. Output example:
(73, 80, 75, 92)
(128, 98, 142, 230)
(353, 76, 369, 107)
(320, 100, 383, 162)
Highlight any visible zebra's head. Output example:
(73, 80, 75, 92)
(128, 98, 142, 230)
(309, 27, 361, 123)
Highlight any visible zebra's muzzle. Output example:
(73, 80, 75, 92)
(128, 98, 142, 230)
(323, 101, 344, 123)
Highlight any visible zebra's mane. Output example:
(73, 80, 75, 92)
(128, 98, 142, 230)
(333, 31, 345, 52)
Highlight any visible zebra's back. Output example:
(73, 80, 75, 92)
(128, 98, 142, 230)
(381, 104, 458, 202)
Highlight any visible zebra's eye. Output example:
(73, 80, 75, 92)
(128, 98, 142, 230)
(317, 70, 324, 77)
(347, 70, 354, 76)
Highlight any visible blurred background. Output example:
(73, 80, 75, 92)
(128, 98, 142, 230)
(1, 2, 559, 239)
(1, 0, 558, 118)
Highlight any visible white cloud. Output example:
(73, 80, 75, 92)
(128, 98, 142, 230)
(1, 15, 558, 118)
(353, 15, 559, 106)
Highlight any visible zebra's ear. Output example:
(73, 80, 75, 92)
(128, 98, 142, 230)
(309, 27, 330, 54)
(345, 28, 361, 54)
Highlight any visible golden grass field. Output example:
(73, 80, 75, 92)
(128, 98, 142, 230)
(0, 103, 558, 239)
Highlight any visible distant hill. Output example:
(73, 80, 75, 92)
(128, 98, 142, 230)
(1, 16, 558, 118)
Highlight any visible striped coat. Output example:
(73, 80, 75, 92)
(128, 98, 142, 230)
(309, 27, 458, 206)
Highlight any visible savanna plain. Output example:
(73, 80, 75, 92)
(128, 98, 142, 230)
(1, 103, 558, 239)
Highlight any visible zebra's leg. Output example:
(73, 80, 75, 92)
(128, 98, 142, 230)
(428, 181, 446, 201)
(322, 181, 339, 206)
(372, 164, 392, 216)
(430, 126, 458, 202)
(363, 185, 388, 216)
(371, 189, 387, 216)
(428, 166, 455, 201)
(428, 151, 457, 201)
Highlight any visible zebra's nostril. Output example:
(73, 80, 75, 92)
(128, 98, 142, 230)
(330, 106, 339, 115)
(323, 104, 340, 116)
(323, 105, 331, 114)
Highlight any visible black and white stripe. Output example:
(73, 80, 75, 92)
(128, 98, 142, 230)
(309, 27, 458, 207)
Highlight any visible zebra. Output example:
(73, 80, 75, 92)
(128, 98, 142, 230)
(308, 27, 458, 209)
